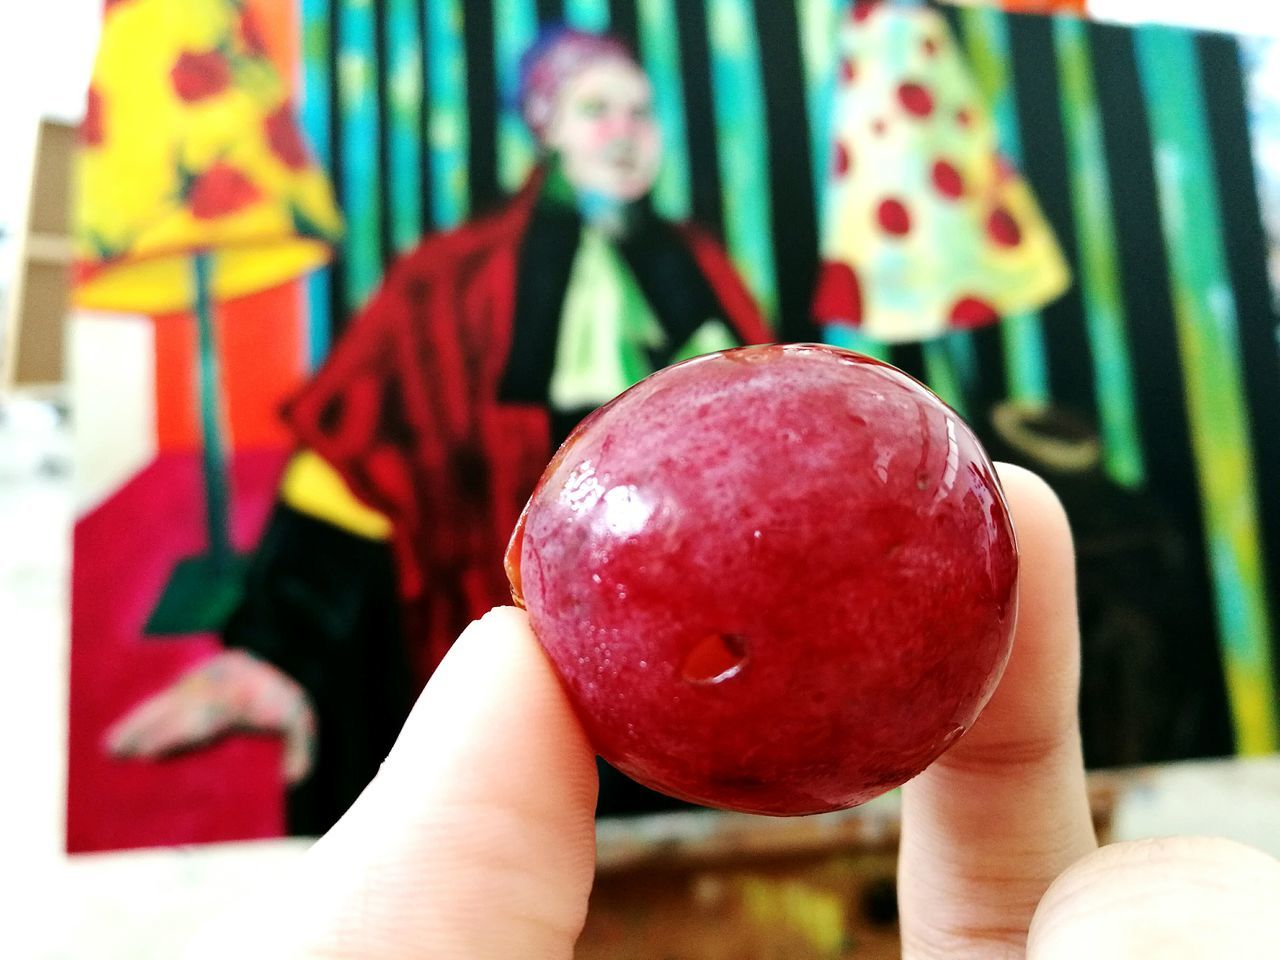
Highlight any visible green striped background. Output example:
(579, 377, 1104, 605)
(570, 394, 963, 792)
(297, 0, 1280, 755)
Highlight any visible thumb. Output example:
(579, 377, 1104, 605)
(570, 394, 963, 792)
(1028, 837, 1280, 958)
(190, 607, 599, 959)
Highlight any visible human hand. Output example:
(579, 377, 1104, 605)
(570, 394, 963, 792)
(106, 649, 317, 785)
(189, 466, 1280, 958)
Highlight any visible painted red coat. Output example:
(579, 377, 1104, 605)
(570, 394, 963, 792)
(285, 178, 772, 683)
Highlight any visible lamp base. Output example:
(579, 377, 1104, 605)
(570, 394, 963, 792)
(144, 553, 250, 636)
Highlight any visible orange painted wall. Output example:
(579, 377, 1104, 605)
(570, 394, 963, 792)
(154, 0, 309, 452)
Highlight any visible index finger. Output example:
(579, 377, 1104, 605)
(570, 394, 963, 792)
(898, 464, 1098, 957)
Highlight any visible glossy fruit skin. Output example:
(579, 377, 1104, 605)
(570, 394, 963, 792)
(508, 344, 1018, 815)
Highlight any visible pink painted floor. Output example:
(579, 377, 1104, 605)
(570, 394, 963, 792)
(67, 449, 291, 853)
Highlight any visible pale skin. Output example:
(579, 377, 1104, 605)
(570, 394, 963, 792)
(541, 58, 662, 207)
(106, 649, 316, 785)
(182, 465, 1280, 958)
(106, 57, 664, 781)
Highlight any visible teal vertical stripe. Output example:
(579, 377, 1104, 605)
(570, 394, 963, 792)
(339, 0, 383, 311)
(301, 0, 334, 366)
(1054, 17, 1144, 487)
(824, 323, 890, 361)
(494, 0, 540, 193)
(922, 339, 970, 420)
(795, 0, 840, 228)
(386, 0, 423, 253)
(636, 0, 692, 220)
(425, 0, 470, 229)
(1136, 27, 1277, 753)
(705, 0, 778, 320)
(957, 6, 1050, 406)
(563, 0, 611, 32)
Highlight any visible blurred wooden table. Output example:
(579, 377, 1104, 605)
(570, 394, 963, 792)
(579, 768, 1125, 960)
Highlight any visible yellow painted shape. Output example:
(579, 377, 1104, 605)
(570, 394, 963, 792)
(281, 450, 392, 541)
(740, 877, 847, 956)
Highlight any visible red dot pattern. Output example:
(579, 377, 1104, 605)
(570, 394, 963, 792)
(994, 154, 1017, 184)
(897, 82, 934, 118)
(932, 160, 964, 199)
(949, 297, 1000, 329)
(833, 142, 851, 178)
(987, 207, 1022, 247)
(812, 261, 864, 326)
(852, 0, 881, 23)
(956, 107, 972, 129)
(877, 199, 912, 237)
(842, 58, 858, 85)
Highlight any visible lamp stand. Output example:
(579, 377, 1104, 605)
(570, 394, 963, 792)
(144, 251, 248, 635)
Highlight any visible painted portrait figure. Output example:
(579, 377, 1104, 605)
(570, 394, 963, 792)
(108, 28, 771, 832)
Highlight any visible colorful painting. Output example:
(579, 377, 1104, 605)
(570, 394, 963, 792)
(67, 0, 1280, 853)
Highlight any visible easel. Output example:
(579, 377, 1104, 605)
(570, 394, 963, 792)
(2, 118, 75, 398)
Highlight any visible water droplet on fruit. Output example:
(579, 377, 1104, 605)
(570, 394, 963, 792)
(560, 459, 606, 514)
(591, 573, 602, 584)
(602, 484, 654, 536)
(936, 723, 965, 752)
(932, 418, 960, 505)
(681, 633, 749, 684)
(723, 344, 785, 365)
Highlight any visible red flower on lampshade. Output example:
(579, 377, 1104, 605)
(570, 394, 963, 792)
(813, 262, 864, 326)
(171, 51, 233, 102)
(188, 163, 262, 219)
(265, 104, 308, 170)
(81, 87, 105, 147)
(987, 207, 1023, 247)
(239, 8, 270, 59)
(949, 297, 1000, 328)
(852, 0, 884, 24)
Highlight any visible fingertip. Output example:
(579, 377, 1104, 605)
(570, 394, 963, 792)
(898, 462, 1095, 956)
(1029, 837, 1280, 958)
(299, 606, 600, 957)
(385, 604, 594, 782)
(994, 461, 1075, 560)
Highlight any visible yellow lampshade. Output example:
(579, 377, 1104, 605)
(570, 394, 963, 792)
(815, 3, 1070, 343)
(73, 0, 343, 313)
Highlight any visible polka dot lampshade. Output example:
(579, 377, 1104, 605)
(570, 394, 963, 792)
(73, 0, 343, 314)
(814, 1, 1071, 344)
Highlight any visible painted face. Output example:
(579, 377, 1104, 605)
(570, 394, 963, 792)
(542, 58, 662, 203)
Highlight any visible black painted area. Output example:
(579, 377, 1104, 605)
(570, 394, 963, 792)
(373, 0, 395, 269)
(672, 0, 726, 238)
(753, 0, 820, 343)
(327, 0, 350, 338)
(462, 0, 501, 213)
(416, 0, 435, 233)
(1090, 21, 1234, 758)
(1008, 13, 1098, 423)
(607, 0, 640, 51)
